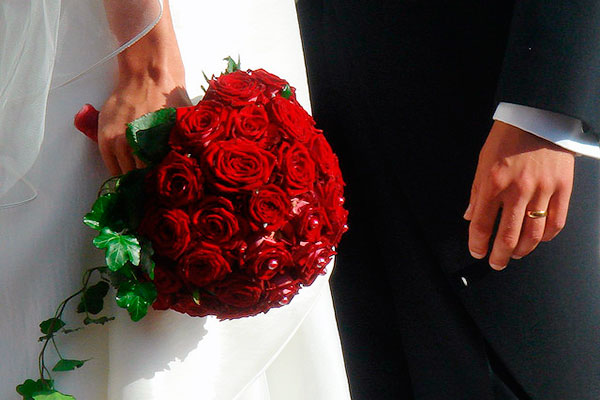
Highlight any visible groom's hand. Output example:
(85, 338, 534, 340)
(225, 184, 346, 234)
(464, 121, 575, 270)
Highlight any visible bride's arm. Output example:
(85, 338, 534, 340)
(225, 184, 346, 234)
(99, 0, 191, 175)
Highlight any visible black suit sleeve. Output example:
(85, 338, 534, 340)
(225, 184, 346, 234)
(497, 0, 600, 136)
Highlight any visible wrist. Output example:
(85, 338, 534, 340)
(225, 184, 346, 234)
(115, 0, 185, 88)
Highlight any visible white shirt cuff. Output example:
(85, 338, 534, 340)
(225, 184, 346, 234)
(493, 102, 600, 159)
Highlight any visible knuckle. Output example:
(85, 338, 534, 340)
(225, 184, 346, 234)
(524, 228, 544, 243)
(547, 218, 566, 233)
(513, 176, 534, 195)
(488, 169, 505, 190)
(537, 177, 554, 193)
(470, 221, 491, 238)
(498, 232, 519, 249)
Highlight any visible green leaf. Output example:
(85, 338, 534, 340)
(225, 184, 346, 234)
(192, 290, 201, 305)
(83, 194, 117, 230)
(116, 281, 157, 322)
(32, 391, 76, 400)
(83, 316, 115, 326)
(224, 56, 241, 73)
(139, 238, 156, 280)
(52, 359, 88, 372)
(98, 176, 121, 197)
(16, 379, 53, 398)
(126, 108, 176, 165)
(93, 228, 141, 271)
(77, 281, 110, 315)
(281, 84, 293, 99)
(62, 327, 84, 334)
(39, 318, 66, 335)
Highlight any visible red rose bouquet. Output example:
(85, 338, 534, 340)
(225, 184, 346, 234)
(17, 58, 347, 399)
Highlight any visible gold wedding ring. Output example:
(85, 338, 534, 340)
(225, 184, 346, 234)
(526, 210, 548, 219)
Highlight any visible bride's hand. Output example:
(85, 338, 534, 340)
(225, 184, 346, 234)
(98, 76, 191, 175)
(98, 0, 190, 175)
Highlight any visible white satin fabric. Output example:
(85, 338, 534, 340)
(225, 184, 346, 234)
(0, 1, 350, 399)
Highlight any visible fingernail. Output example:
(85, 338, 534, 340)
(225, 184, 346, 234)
(470, 250, 485, 259)
(463, 204, 472, 219)
(511, 255, 523, 260)
(490, 262, 506, 270)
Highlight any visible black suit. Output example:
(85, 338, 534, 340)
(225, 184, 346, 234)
(296, 1, 600, 399)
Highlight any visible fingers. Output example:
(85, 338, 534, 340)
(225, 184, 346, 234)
(487, 199, 528, 270)
(511, 191, 550, 260)
(114, 136, 136, 174)
(99, 127, 136, 176)
(542, 188, 570, 241)
(469, 185, 570, 269)
(468, 184, 501, 260)
(99, 139, 121, 176)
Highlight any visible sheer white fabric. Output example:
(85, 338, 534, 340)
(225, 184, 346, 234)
(0, 0, 162, 205)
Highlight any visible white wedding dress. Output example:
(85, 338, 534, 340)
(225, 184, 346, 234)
(0, 1, 350, 399)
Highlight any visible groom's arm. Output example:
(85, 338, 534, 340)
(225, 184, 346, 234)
(465, 0, 600, 269)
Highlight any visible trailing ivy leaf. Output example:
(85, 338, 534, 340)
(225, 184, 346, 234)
(16, 378, 53, 398)
(116, 281, 157, 322)
(83, 316, 115, 325)
(83, 194, 117, 230)
(52, 359, 88, 372)
(62, 327, 84, 334)
(77, 281, 110, 315)
(107, 262, 135, 289)
(126, 108, 175, 165)
(281, 84, 293, 99)
(32, 391, 76, 400)
(39, 318, 66, 335)
(98, 176, 121, 197)
(93, 227, 141, 271)
(139, 237, 156, 280)
(224, 55, 241, 73)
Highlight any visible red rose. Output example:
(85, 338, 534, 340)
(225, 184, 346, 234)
(149, 151, 203, 207)
(153, 262, 184, 294)
(213, 273, 264, 308)
(169, 101, 231, 153)
(267, 96, 316, 143)
(293, 241, 336, 285)
(204, 139, 276, 193)
(248, 184, 290, 231)
(139, 208, 191, 260)
(295, 206, 331, 243)
(179, 242, 232, 287)
(191, 196, 240, 246)
(251, 69, 294, 99)
(309, 134, 342, 179)
(317, 179, 345, 211)
(245, 239, 294, 280)
(170, 292, 218, 317)
(205, 70, 264, 107)
(264, 274, 301, 305)
(231, 104, 272, 146)
(279, 142, 316, 196)
(152, 292, 176, 310)
(316, 179, 348, 245)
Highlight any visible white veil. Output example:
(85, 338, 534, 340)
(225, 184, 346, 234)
(0, 0, 163, 207)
